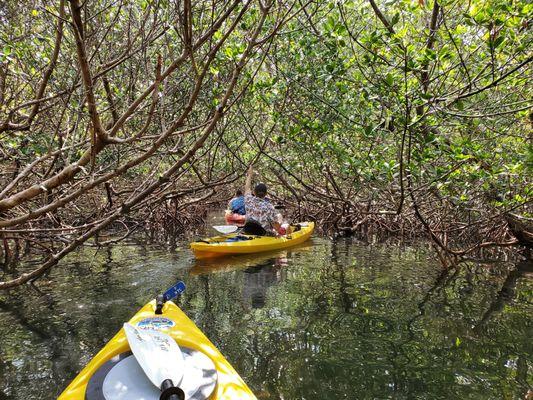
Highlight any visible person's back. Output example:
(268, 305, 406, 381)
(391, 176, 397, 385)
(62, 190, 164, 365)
(243, 182, 280, 235)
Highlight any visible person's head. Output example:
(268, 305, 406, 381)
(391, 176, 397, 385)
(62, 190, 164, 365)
(253, 183, 267, 198)
(235, 189, 243, 197)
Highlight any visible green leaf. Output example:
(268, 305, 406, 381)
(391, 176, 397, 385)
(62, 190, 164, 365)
(492, 36, 505, 48)
(424, 48, 437, 61)
(391, 12, 400, 27)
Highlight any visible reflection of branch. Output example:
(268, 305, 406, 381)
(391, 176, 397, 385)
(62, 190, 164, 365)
(387, 266, 459, 368)
(474, 260, 532, 332)
(0, 298, 51, 340)
(331, 240, 353, 313)
(404, 266, 457, 339)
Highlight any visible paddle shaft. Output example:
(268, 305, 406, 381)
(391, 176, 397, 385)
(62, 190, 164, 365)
(158, 283, 187, 399)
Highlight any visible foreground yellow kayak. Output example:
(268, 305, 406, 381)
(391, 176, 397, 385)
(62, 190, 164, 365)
(191, 221, 315, 259)
(58, 297, 256, 399)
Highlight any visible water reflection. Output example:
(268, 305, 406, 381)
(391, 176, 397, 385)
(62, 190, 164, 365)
(189, 242, 313, 275)
(0, 238, 531, 400)
(242, 256, 288, 309)
(475, 259, 533, 331)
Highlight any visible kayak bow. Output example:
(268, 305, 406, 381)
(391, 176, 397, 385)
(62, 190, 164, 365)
(58, 298, 256, 399)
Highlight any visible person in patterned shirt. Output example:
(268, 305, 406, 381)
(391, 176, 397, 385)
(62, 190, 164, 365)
(242, 167, 282, 236)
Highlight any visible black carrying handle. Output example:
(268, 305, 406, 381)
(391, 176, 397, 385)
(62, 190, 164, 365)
(160, 379, 185, 400)
(155, 294, 165, 315)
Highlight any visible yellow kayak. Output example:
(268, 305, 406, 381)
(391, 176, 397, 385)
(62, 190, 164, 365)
(58, 298, 256, 399)
(191, 221, 315, 259)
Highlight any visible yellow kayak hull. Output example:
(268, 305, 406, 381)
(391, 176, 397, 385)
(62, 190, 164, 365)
(58, 300, 256, 399)
(191, 221, 315, 258)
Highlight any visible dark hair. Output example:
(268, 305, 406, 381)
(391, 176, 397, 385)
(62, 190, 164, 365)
(254, 183, 267, 197)
(235, 189, 243, 196)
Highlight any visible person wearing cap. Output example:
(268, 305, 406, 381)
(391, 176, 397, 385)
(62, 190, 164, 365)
(242, 167, 282, 236)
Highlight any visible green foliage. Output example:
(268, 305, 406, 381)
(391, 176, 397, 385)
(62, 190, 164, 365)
(0, 0, 530, 238)
(227, 0, 531, 222)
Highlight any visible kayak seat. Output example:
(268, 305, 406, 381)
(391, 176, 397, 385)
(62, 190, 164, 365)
(242, 219, 267, 236)
(85, 348, 217, 400)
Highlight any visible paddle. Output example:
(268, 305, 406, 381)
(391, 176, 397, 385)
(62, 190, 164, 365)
(124, 323, 185, 400)
(212, 225, 239, 234)
(125, 280, 187, 400)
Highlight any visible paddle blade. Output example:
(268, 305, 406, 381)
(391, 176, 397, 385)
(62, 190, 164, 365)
(123, 323, 185, 390)
(213, 225, 239, 234)
(163, 281, 186, 301)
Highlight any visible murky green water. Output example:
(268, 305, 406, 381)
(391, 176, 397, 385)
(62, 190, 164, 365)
(0, 236, 531, 399)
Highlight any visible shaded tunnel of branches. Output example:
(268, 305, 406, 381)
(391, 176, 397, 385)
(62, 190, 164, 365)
(0, 0, 531, 288)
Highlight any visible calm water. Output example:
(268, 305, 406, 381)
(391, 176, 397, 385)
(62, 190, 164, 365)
(0, 236, 531, 399)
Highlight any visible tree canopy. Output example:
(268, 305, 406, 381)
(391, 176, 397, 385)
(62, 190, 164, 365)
(0, 0, 531, 287)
